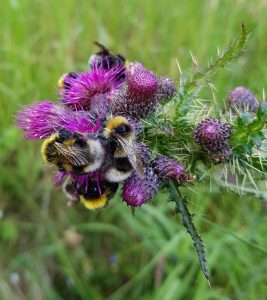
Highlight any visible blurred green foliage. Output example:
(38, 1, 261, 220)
(0, 0, 267, 299)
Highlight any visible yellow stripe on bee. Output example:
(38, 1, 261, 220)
(63, 138, 76, 146)
(80, 193, 107, 210)
(57, 73, 67, 88)
(113, 146, 125, 158)
(103, 116, 129, 138)
(41, 133, 59, 164)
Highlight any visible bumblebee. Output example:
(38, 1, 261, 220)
(88, 41, 127, 79)
(103, 116, 144, 182)
(41, 129, 105, 174)
(57, 71, 79, 89)
(63, 176, 118, 210)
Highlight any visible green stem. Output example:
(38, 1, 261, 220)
(169, 181, 210, 283)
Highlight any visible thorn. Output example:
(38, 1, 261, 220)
(217, 46, 220, 57)
(175, 58, 183, 76)
(207, 279, 212, 289)
(189, 50, 198, 70)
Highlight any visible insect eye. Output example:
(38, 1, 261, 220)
(115, 125, 128, 135)
(73, 139, 86, 147)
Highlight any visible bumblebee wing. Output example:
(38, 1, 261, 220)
(117, 137, 144, 178)
(54, 142, 91, 167)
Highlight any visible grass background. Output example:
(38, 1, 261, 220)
(1, 0, 267, 299)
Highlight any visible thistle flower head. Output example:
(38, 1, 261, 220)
(110, 89, 158, 119)
(151, 156, 189, 184)
(194, 118, 232, 159)
(126, 62, 158, 100)
(16, 101, 66, 139)
(227, 86, 259, 112)
(156, 76, 176, 102)
(59, 66, 124, 110)
(122, 168, 159, 207)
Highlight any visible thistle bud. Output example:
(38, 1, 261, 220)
(156, 77, 176, 102)
(126, 63, 158, 100)
(227, 87, 259, 112)
(151, 156, 189, 184)
(194, 118, 232, 160)
(122, 168, 159, 207)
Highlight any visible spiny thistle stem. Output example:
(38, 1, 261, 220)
(168, 181, 210, 283)
(184, 23, 249, 94)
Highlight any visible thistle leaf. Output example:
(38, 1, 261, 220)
(184, 23, 250, 93)
(231, 106, 267, 156)
(168, 181, 210, 282)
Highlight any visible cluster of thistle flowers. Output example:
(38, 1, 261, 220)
(16, 52, 193, 209)
(194, 86, 259, 163)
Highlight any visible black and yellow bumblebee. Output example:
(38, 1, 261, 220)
(57, 71, 79, 89)
(102, 116, 144, 182)
(88, 41, 127, 80)
(63, 176, 118, 210)
(41, 129, 105, 174)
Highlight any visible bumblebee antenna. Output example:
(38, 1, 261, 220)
(93, 41, 110, 53)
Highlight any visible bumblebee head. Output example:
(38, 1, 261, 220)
(103, 116, 134, 139)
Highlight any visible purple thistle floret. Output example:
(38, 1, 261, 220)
(156, 77, 176, 102)
(136, 142, 151, 165)
(126, 63, 158, 100)
(16, 101, 66, 139)
(227, 86, 259, 112)
(194, 118, 232, 161)
(54, 171, 67, 185)
(60, 111, 101, 134)
(122, 168, 159, 207)
(151, 156, 189, 184)
(126, 116, 143, 135)
(59, 66, 124, 110)
(16, 101, 102, 140)
(55, 171, 104, 195)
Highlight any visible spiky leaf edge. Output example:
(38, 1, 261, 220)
(168, 181, 210, 283)
(184, 23, 250, 94)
